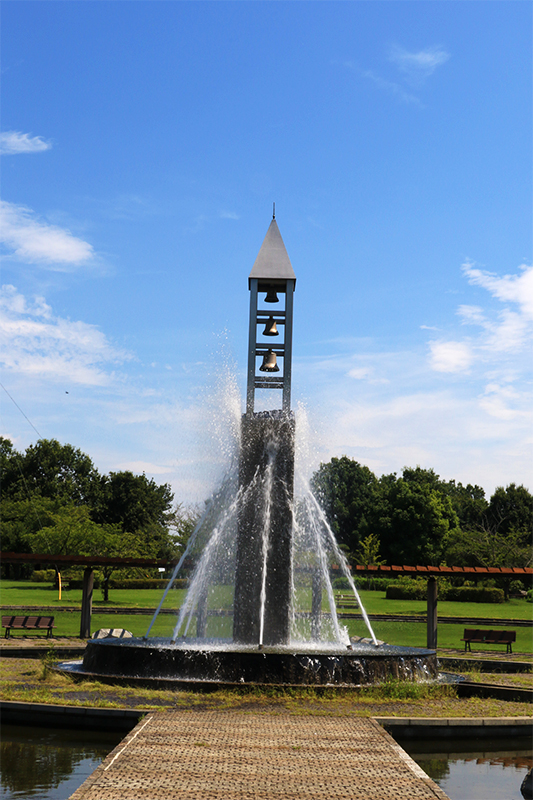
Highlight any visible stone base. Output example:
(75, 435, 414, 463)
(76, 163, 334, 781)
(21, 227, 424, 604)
(66, 638, 438, 687)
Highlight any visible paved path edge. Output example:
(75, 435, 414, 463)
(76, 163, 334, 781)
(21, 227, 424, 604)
(1, 699, 531, 736)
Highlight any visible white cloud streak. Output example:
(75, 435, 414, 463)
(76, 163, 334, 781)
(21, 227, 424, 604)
(429, 263, 533, 372)
(463, 261, 533, 321)
(0, 130, 52, 155)
(0, 285, 130, 385)
(389, 45, 450, 85)
(360, 69, 421, 104)
(429, 340, 473, 373)
(0, 200, 94, 268)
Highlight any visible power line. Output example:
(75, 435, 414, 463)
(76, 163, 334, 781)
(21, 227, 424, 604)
(0, 382, 43, 439)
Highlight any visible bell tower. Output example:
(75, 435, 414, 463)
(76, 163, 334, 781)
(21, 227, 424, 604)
(233, 211, 297, 646)
(245, 207, 296, 415)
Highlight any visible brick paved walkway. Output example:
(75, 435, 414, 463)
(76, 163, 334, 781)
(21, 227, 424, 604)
(70, 711, 450, 799)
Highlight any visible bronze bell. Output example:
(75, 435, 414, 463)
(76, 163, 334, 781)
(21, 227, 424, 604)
(259, 349, 279, 372)
(264, 288, 279, 303)
(262, 316, 278, 336)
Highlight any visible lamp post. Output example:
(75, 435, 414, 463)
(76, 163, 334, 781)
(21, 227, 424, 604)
(233, 211, 297, 646)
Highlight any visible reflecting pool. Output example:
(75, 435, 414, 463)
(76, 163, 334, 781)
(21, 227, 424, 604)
(0, 724, 123, 800)
(400, 736, 533, 800)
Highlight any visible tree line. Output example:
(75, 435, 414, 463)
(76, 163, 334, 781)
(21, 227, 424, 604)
(1, 439, 531, 588)
(0, 437, 196, 594)
(311, 456, 532, 571)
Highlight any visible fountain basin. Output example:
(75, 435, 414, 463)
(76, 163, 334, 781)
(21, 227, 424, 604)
(59, 637, 438, 688)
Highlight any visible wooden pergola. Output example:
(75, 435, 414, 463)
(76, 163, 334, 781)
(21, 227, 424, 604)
(1, 552, 175, 638)
(2, 553, 531, 644)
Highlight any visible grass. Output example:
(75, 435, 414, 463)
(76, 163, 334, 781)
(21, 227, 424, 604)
(0, 580, 188, 609)
(2, 580, 532, 653)
(344, 618, 533, 655)
(352, 591, 533, 621)
(2, 581, 532, 619)
(1, 656, 532, 719)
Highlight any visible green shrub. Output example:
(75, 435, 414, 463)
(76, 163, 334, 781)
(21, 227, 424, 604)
(385, 581, 505, 603)
(334, 576, 394, 592)
(526, 589, 532, 603)
(31, 570, 56, 583)
(332, 577, 351, 591)
(386, 582, 426, 601)
(68, 577, 187, 591)
(445, 586, 505, 603)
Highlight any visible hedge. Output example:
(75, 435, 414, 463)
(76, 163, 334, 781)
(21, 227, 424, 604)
(68, 578, 188, 590)
(444, 585, 505, 603)
(31, 570, 57, 583)
(386, 583, 426, 601)
(333, 576, 394, 592)
(386, 582, 505, 603)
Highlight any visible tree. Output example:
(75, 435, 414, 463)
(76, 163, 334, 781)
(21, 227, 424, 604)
(26, 505, 148, 601)
(372, 468, 460, 565)
(311, 459, 461, 566)
(0, 439, 178, 577)
(311, 457, 378, 558)
(168, 503, 201, 557)
(96, 471, 175, 558)
(444, 482, 533, 598)
(442, 480, 488, 531)
(354, 533, 386, 567)
(485, 484, 532, 544)
(1, 438, 101, 507)
(0, 496, 60, 578)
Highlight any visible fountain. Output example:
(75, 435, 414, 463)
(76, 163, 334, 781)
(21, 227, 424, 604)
(63, 213, 438, 688)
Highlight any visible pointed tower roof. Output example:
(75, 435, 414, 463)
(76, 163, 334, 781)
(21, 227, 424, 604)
(249, 218, 296, 288)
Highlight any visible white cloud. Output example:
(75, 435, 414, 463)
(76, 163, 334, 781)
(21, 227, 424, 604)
(356, 67, 421, 105)
(219, 211, 240, 220)
(428, 263, 533, 374)
(429, 340, 473, 373)
(389, 45, 450, 85)
(0, 130, 52, 155)
(478, 383, 524, 421)
(0, 285, 130, 385)
(347, 366, 372, 380)
(462, 261, 533, 321)
(0, 200, 94, 268)
(116, 460, 173, 475)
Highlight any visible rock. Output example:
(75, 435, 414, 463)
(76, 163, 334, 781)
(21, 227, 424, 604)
(521, 768, 533, 800)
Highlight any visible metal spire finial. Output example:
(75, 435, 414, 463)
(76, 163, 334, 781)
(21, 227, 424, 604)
(272, 202, 275, 220)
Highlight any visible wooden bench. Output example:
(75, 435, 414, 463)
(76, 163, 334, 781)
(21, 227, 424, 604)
(2, 615, 55, 639)
(336, 594, 359, 610)
(461, 627, 516, 654)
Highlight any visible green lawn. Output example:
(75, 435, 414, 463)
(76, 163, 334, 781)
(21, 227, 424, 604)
(352, 591, 533, 621)
(344, 618, 533, 655)
(1, 581, 531, 653)
(2, 606, 532, 654)
(2, 582, 531, 621)
(0, 581, 188, 609)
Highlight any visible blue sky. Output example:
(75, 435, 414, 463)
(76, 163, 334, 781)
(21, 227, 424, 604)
(1, 1, 531, 503)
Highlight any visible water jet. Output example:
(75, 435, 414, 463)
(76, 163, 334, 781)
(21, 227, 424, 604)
(61, 214, 438, 687)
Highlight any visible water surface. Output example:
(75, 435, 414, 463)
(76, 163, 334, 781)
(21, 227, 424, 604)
(0, 724, 123, 800)
(401, 736, 532, 800)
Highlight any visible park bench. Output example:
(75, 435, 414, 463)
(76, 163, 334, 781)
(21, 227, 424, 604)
(336, 594, 359, 610)
(2, 615, 55, 639)
(461, 627, 516, 654)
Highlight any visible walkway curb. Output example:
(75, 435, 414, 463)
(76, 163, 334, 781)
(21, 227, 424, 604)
(0, 700, 146, 731)
(439, 656, 532, 673)
(1, 699, 532, 736)
(374, 715, 533, 738)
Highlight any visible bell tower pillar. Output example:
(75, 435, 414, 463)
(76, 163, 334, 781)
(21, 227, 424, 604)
(233, 210, 297, 646)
